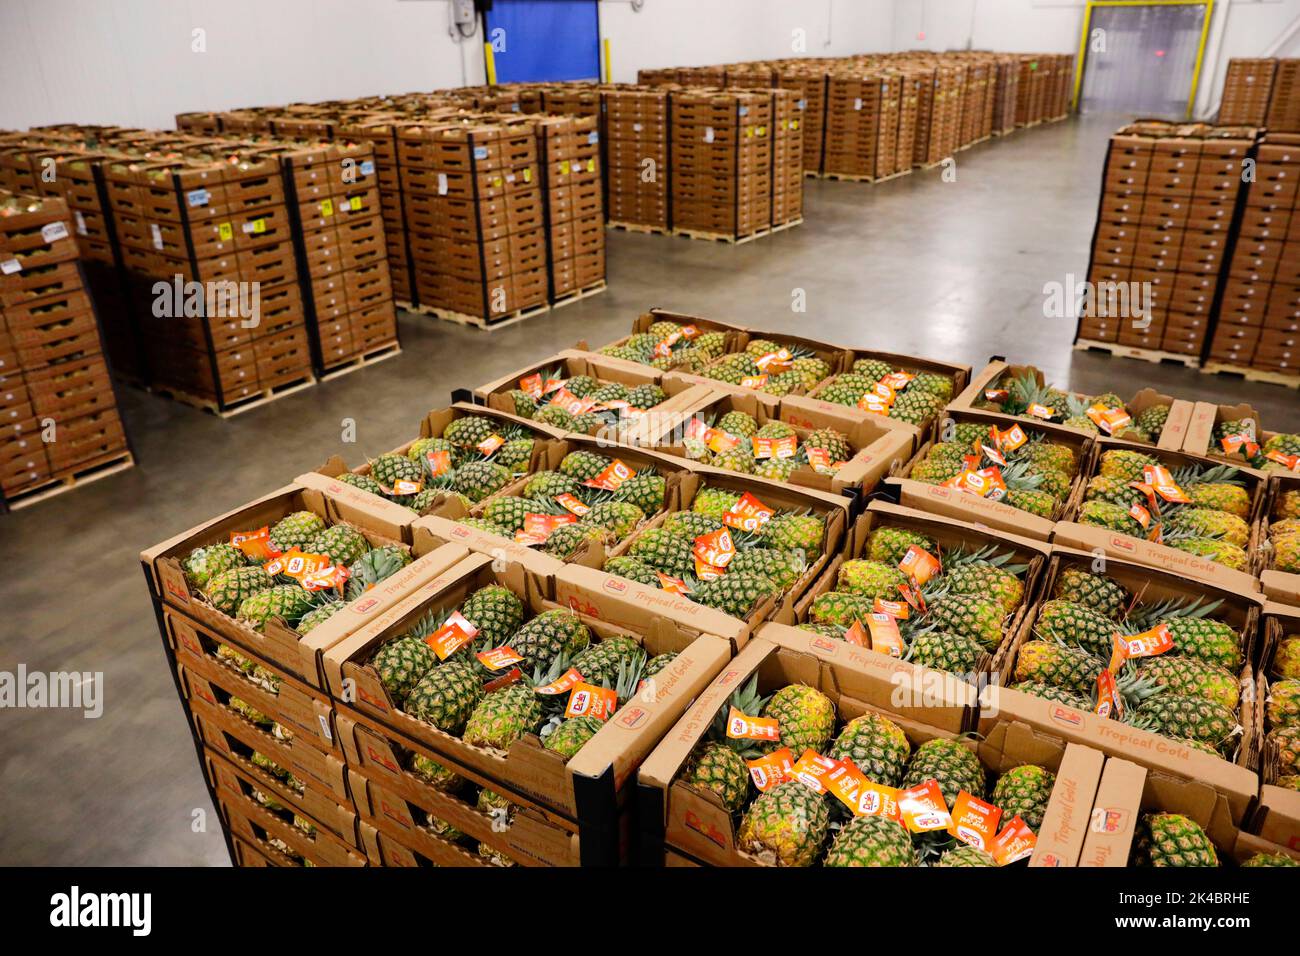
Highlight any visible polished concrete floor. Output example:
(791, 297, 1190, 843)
(2, 114, 1296, 866)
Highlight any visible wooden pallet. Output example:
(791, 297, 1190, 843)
(873, 169, 913, 183)
(606, 220, 670, 236)
(771, 218, 804, 233)
(551, 280, 608, 310)
(1072, 338, 1201, 369)
(673, 226, 773, 245)
(4, 449, 135, 511)
(394, 298, 416, 311)
(407, 300, 551, 331)
(318, 341, 403, 382)
(919, 157, 952, 170)
(822, 171, 875, 182)
(803, 170, 826, 179)
(152, 373, 317, 418)
(1201, 361, 1300, 389)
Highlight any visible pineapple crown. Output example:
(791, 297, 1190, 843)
(1123, 596, 1225, 633)
(600, 649, 650, 705)
(345, 545, 410, 600)
(997, 458, 1047, 492)
(397, 606, 453, 643)
(706, 674, 770, 753)
(1171, 462, 1246, 489)
(941, 544, 1029, 578)
(1002, 371, 1046, 415)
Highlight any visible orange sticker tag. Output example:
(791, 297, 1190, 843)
(1127, 502, 1152, 529)
(754, 348, 794, 373)
(790, 750, 837, 793)
(843, 620, 870, 646)
(477, 433, 505, 456)
(752, 434, 799, 460)
(747, 749, 795, 792)
(984, 388, 1010, 402)
(684, 417, 711, 442)
(694, 527, 736, 569)
(898, 545, 941, 584)
(994, 424, 1028, 452)
(1027, 402, 1055, 420)
(857, 394, 891, 415)
(898, 581, 928, 615)
(949, 791, 1002, 850)
(543, 377, 567, 395)
(693, 556, 727, 582)
(262, 547, 323, 579)
(1095, 669, 1122, 719)
(866, 612, 906, 657)
(1086, 404, 1132, 435)
(739, 375, 769, 389)
(555, 493, 590, 516)
(1266, 451, 1300, 472)
(426, 611, 479, 660)
(230, 526, 276, 561)
(656, 571, 694, 594)
(548, 387, 596, 416)
(476, 646, 524, 671)
(981, 443, 1008, 467)
(707, 429, 741, 454)
(516, 512, 576, 545)
(827, 759, 904, 820)
(519, 373, 543, 399)
(722, 492, 776, 532)
(880, 371, 915, 391)
(870, 381, 897, 406)
(391, 478, 423, 496)
(425, 449, 452, 478)
(873, 598, 910, 620)
(1115, 623, 1174, 662)
(583, 459, 637, 492)
(565, 681, 619, 721)
(680, 324, 701, 339)
(535, 667, 584, 696)
(991, 816, 1037, 864)
(726, 706, 781, 742)
(300, 564, 349, 592)
(899, 779, 953, 833)
(483, 668, 523, 693)
(806, 447, 833, 470)
(1220, 433, 1260, 457)
(653, 332, 683, 357)
(1142, 465, 1191, 504)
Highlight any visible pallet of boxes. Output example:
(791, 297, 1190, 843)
(533, 114, 606, 306)
(604, 86, 672, 234)
(0, 192, 133, 510)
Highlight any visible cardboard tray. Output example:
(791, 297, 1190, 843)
(1258, 474, 1300, 604)
(1249, 602, 1300, 851)
(203, 747, 358, 847)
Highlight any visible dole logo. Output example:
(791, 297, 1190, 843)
(617, 706, 649, 729)
(1110, 536, 1136, 552)
(1048, 704, 1085, 729)
(683, 810, 728, 848)
(366, 743, 400, 773)
(603, 577, 628, 593)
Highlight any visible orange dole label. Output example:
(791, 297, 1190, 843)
(751, 434, 798, 460)
(535, 667, 584, 696)
(1142, 465, 1191, 504)
(898, 545, 941, 584)
(873, 598, 909, 620)
(790, 750, 837, 793)
(722, 492, 775, 532)
(981, 443, 1007, 466)
(879, 371, 914, 391)
(390, 478, 423, 496)
(477, 433, 506, 456)
(516, 512, 576, 546)
(693, 556, 726, 582)
(991, 816, 1037, 865)
(483, 668, 523, 693)
(739, 374, 769, 390)
(680, 324, 701, 339)
(726, 706, 781, 742)
(1220, 433, 1260, 457)
(1086, 404, 1132, 435)
(476, 646, 525, 671)
(993, 423, 1028, 451)
(565, 681, 619, 721)
(230, 525, 275, 561)
(806, 447, 833, 470)
(870, 381, 897, 406)
(1115, 622, 1174, 662)
(843, 620, 870, 646)
(747, 749, 795, 792)
(1127, 502, 1152, 529)
(984, 388, 1010, 402)
(548, 387, 596, 416)
(1027, 402, 1055, 420)
(555, 493, 591, 516)
(898, 581, 928, 615)
(583, 459, 637, 492)
(656, 571, 693, 594)
(754, 348, 794, 373)
(518, 373, 543, 399)
(899, 779, 953, 833)
(426, 611, 480, 660)
(1266, 451, 1300, 472)
(694, 527, 736, 569)
(857, 394, 891, 415)
(264, 548, 331, 583)
(866, 612, 905, 657)
(1095, 669, 1122, 719)
(425, 449, 452, 478)
(949, 791, 1002, 850)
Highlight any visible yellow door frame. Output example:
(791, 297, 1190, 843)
(1072, 0, 1216, 118)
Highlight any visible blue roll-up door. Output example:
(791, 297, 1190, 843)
(484, 1, 600, 83)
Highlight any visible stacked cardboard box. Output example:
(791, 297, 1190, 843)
(339, 115, 418, 307)
(1217, 58, 1277, 126)
(821, 72, 886, 181)
(534, 115, 606, 302)
(776, 66, 829, 176)
(669, 90, 772, 241)
(399, 118, 549, 326)
(1079, 121, 1256, 360)
(1206, 133, 1300, 380)
(1267, 59, 1300, 132)
(0, 192, 133, 508)
(769, 88, 805, 227)
(603, 87, 671, 231)
(991, 56, 1021, 134)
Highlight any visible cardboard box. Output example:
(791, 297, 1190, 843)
(1077, 757, 1146, 866)
(140, 481, 470, 685)
(1258, 474, 1300, 604)
(951, 361, 1193, 450)
(1182, 400, 1293, 468)
(626, 388, 914, 501)
(637, 633, 1102, 866)
(321, 552, 733, 864)
(204, 747, 358, 846)
(216, 787, 366, 867)
(1249, 601, 1300, 851)
(1053, 438, 1268, 593)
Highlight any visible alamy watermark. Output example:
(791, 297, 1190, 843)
(0, 666, 102, 718)
(50, 886, 150, 936)
(1043, 272, 1152, 329)
(152, 275, 260, 328)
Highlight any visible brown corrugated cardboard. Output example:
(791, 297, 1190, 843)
(1028, 743, 1105, 867)
(1183, 400, 1289, 467)
(1078, 757, 1146, 866)
(1259, 475, 1300, 604)
(1250, 602, 1300, 851)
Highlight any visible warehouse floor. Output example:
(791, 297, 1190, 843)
(3, 113, 1296, 865)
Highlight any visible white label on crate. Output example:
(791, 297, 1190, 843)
(437, 172, 448, 195)
(74, 211, 87, 235)
(854, 97, 863, 111)
(505, 172, 515, 183)
(739, 105, 749, 116)
(2, 259, 22, 275)
(187, 188, 210, 208)
(41, 221, 69, 243)
(360, 160, 375, 175)
(473, 145, 489, 160)
(797, 98, 807, 109)
(633, 122, 642, 132)
(587, 131, 599, 144)
(242, 221, 258, 233)
(704, 126, 715, 143)
(317, 714, 333, 741)
(150, 223, 163, 250)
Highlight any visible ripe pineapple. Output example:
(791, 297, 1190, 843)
(460, 584, 525, 647)
(1018, 440, 1077, 475)
(1014, 640, 1104, 695)
(695, 573, 780, 619)
(866, 527, 934, 565)
(524, 470, 579, 500)
(827, 712, 910, 786)
(1274, 532, 1300, 573)
(509, 609, 590, 670)
(462, 682, 544, 750)
(372, 635, 439, 705)
(183, 544, 245, 588)
(753, 457, 797, 481)
(911, 372, 953, 399)
(662, 511, 723, 537)
(443, 415, 497, 448)
(712, 445, 755, 474)
(534, 405, 575, 429)
(1004, 488, 1058, 518)
(991, 764, 1055, 830)
(1133, 403, 1171, 438)
(683, 676, 767, 813)
(810, 590, 875, 628)
(542, 522, 607, 559)
(1131, 694, 1239, 750)
(942, 556, 1026, 613)
(457, 517, 512, 537)
(543, 716, 603, 759)
(1272, 726, 1300, 774)
(1242, 852, 1300, 867)
(297, 600, 345, 634)
(602, 556, 661, 587)
(1166, 508, 1249, 548)
(907, 631, 985, 674)
(404, 660, 484, 733)
(1085, 474, 1141, 507)
(1137, 656, 1240, 711)
(1009, 681, 1091, 709)
(1132, 813, 1217, 867)
(762, 684, 836, 754)
(852, 358, 894, 381)
(937, 845, 997, 866)
(824, 814, 916, 867)
(837, 560, 906, 598)
(1078, 499, 1144, 536)
(628, 528, 695, 577)
(762, 513, 824, 552)
(1267, 679, 1300, 729)
(1051, 568, 1128, 618)
(307, 525, 370, 566)
(902, 737, 987, 806)
(1164, 615, 1243, 671)
(581, 500, 646, 538)
(1099, 449, 1160, 482)
(571, 635, 642, 687)
(626, 383, 666, 409)
(205, 566, 273, 615)
(928, 594, 1005, 650)
(345, 546, 411, 601)
(716, 410, 759, 438)
(728, 549, 807, 590)
(1279, 489, 1300, 519)
(452, 461, 512, 503)
(1274, 636, 1300, 680)
(909, 454, 964, 485)
(268, 511, 327, 553)
(737, 780, 830, 867)
(559, 450, 609, 481)
(370, 453, 425, 497)
(692, 487, 741, 520)
(1186, 482, 1250, 519)
(889, 388, 945, 426)
(615, 472, 666, 513)
(1166, 536, 1248, 571)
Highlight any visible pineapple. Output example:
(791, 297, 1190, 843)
(737, 780, 830, 867)
(761, 684, 836, 754)
(542, 522, 606, 559)
(460, 584, 525, 647)
(717, 410, 759, 438)
(911, 372, 953, 399)
(837, 560, 906, 598)
(753, 457, 797, 482)
(1187, 483, 1250, 519)
(810, 590, 875, 628)
(761, 513, 824, 552)
(1018, 440, 1077, 475)
(1009, 681, 1091, 709)
(942, 557, 1026, 612)
(682, 676, 768, 813)
(1014, 640, 1104, 695)
(824, 814, 916, 867)
(345, 546, 411, 601)
(463, 682, 544, 750)
(827, 712, 910, 787)
(1051, 569, 1128, 618)
(371, 635, 439, 704)
(937, 845, 997, 866)
(1167, 536, 1249, 571)
(866, 527, 934, 566)
(1036, 599, 1120, 658)
(910, 454, 965, 485)
(371, 453, 425, 497)
(1274, 533, 1300, 573)
(1267, 679, 1300, 729)
(1274, 636, 1300, 680)
(1137, 656, 1240, 711)
(902, 738, 987, 806)
(695, 573, 780, 619)
(236, 584, 314, 631)
(571, 635, 642, 687)
(1133, 404, 1171, 438)
(1131, 694, 1239, 750)
(534, 405, 575, 429)
(712, 446, 755, 474)
(509, 609, 590, 670)
(405, 660, 484, 733)
(1273, 726, 1300, 774)
(692, 487, 741, 520)
(524, 471, 580, 500)
(443, 415, 497, 448)
(543, 715, 604, 759)
(307, 525, 370, 566)
(1279, 489, 1300, 519)
(1164, 616, 1242, 671)
(1242, 852, 1300, 867)
(452, 461, 511, 503)
(615, 472, 666, 513)
(458, 517, 511, 537)
(991, 764, 1055, 830)
(628, 528, 695, 577)
(907, 631, 984, 674)
(928, 594, 1005, 650)
(662, 511, 723, 538)
(602, 556, 661, 587)
(1078, 499, 1144, 536)
(183, 544, 245, 588)
(852, 358, 893, 381)
(334, 472, 387, 497)
(267, 511, 327, 553)
(727, 549, 807, 590)
(582, 500, 646, 538)
(1131, 813, 1217, 867)
(626, 383, 666, 409)
(644, 652, 678, 679)
(1166, 508, 1249, 548)
(559, 450, 609, 481)
(755, 421, 797, 441)
(1099, 449, 1160, 482)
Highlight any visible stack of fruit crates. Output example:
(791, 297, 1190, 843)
(0, 191, 133, 509)
(1217, 59, 1277, 126)
(925, 64, 965, 164)
(893, 67, 925, 173)
(268, 140, 400, 377)
(769, 88, 805, 228)
(398, 118, 549, 327)
(534, 114, 606, 304)
(603, 87, 671, 232)
(1079, 121, 1258, 361)
(1015, 56, 1049, 127)
(103, 147, 317, 414)
(1205, 132, 1300, 383)
(991, 56, 1021, 134)
(775, 66, 829, 177)
(822, 72, 885, 181)
(1266, 59, 1300, 132)
(669, 90, 772, 242)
